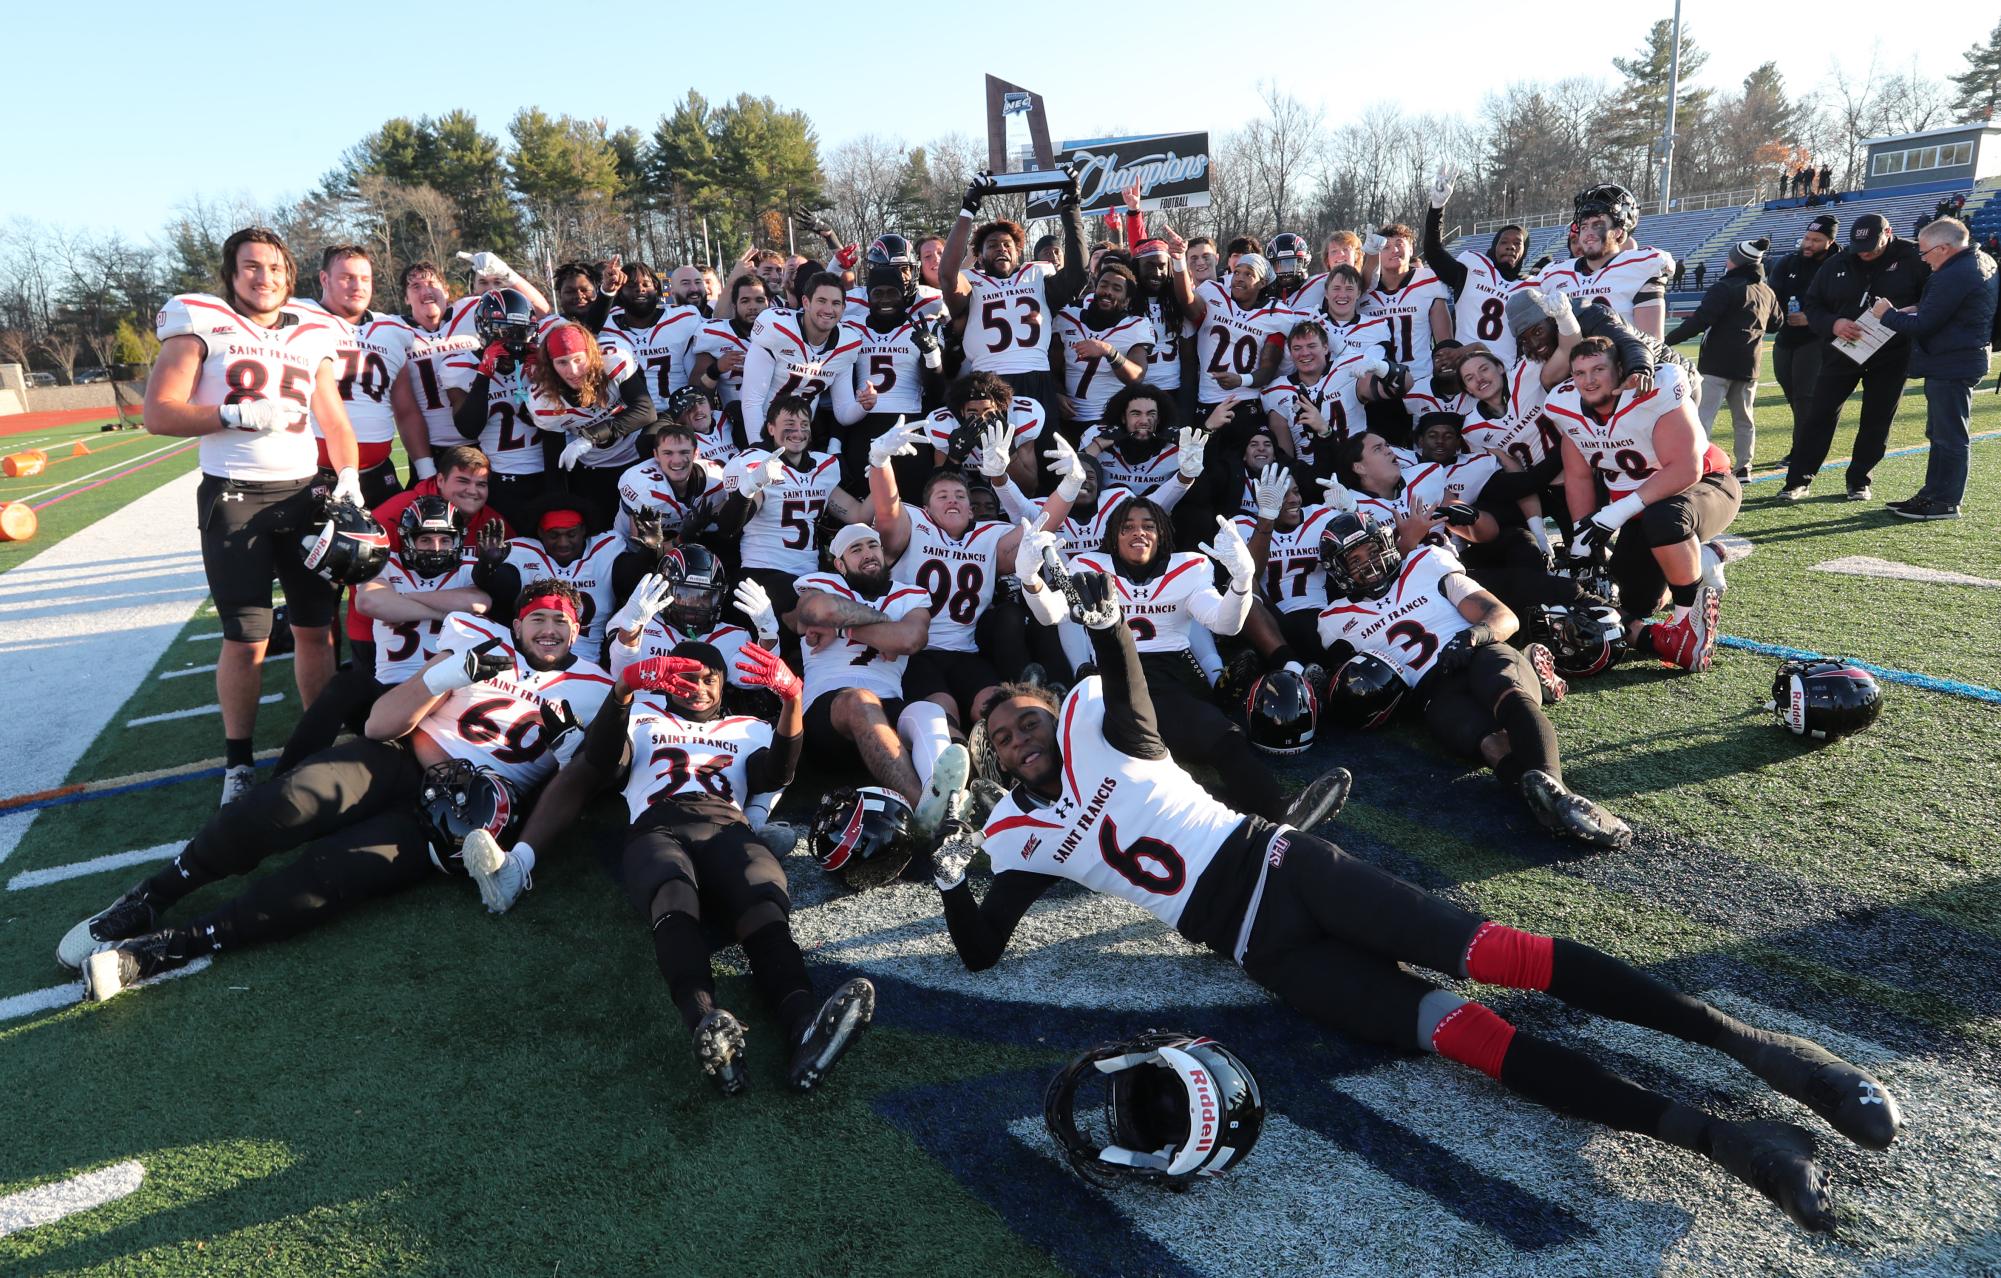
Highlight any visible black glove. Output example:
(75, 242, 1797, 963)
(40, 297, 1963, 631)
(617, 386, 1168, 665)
(1434, 624, 1496, 675)
(540, 699, 584, 765)
(1056, 171, 1082, 211)
(912, 320, 943, 358)
(474, 520, 510, 571)
(1437, 502, 1481, 529)
(629, 506, 667, 558)
(961, 177, 990, 216)
(582, 420, 620, 448)
(1069, 571, 1121, 630)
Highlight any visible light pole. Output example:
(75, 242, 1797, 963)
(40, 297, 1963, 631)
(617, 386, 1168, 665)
(1659, 0, 1683, 212)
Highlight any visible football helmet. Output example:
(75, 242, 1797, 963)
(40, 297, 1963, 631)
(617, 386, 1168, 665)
(1324, 652, 1405, 730)
(398, 494, 466, 579)
(1574, 183, 1639, 233)
(475, 287, 537, 358)
(1267, 232, 1311, 289)
(657, 543, 727, 633)
(418, 759, 519, 868)
(866, 235, 920, 306)
(1769, 658, 1883, 740)
(1244, 669, 1318, 755)
(1044, 1030, 1265, 1188)
(810, 786, 919, 891)
(300, 499, 390, 585)
(1318, 511, 1400, 600)
(1532, 603, 1626, 679)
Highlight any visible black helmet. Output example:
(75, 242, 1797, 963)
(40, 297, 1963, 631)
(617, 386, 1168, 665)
(1574, 183, 1639, 233)
(810, 786, 919, 890)
(397, 494, 465, 579)
(866, 234, 919, 303)
(1244, 669, 1318, 755)
(475, 287, 536, 357)
(418, 759, 519, 868)
(667, 384, 711, 421)
(1267, 232, 1311, 284)
(657, 543, 727, 633)
(1325, 652, 1405, 730)
(1044, 1030, 1265, 1188)
(1532, 603, 1626, 679)
(1318, 511, 1401, 600)
(1770, 658, 1883, 740)
(300, 499, 390, 585)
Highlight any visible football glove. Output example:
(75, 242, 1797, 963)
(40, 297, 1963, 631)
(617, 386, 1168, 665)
(423, 637, 511, 695)
(558, 436, 593, 471)
(220, 399, 305, 433)
(1198, 515, 1256, 590)
(869, 417, 923, 470)
(1045, 434, 1086, 500)
(1430, 163, 1459, 209)
(1361, 232, 1387, 257)
(736, 455, 787, 498)
(1252, 462, 1288, 521)
(456, 250, 514, 283)
(733, 579, 780, 645)
(1068, 570, 1122, 630)
(619, 654, 706, 696)
(734, 641, 803, 702)
(608, 572, 671, 637)
(913, 318, 945, 369)
(474, 520, 511, 571)
(540, 700, 584, 765)
(330, 468, 365, 509)
(976, 420, 1015, 480)
(1176, 427, 1206, 481)
(1434, 624, 1497, 674)
(932, 830, 982, 892)
(1317, 476, 1359, 514)
(475, 341, 515, 379)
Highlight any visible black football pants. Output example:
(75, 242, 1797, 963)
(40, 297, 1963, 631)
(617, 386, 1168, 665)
(1419, 643, 1560, 787)
(1785, 345, 1910, 492)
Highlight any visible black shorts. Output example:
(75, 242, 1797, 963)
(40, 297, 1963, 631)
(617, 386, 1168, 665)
(804, 687, 905, 756)
(196, 473, 339, 643)
(902, 648, 1001, 717)
(1419, 643, 1540, 761)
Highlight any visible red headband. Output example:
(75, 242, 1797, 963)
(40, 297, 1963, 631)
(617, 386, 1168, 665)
(538, 509, 584, 531)
(520, 593, 578, 624)
(544, 325, 592, 359)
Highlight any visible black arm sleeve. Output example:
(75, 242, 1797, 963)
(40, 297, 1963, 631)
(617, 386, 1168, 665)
(454, 373, 492, 440)
(941, 870, 1058, 971)
(479, 563, 523, 626)
(1089, 618, 1169, 760)
(744, 730, 802, 795)
(1422, 207, 1468, 293)
(1578, 303, 1656, 377)
(593, 374, 657, 444)
(581, 692, 632, 774)
(1049, 205, 1091, 310)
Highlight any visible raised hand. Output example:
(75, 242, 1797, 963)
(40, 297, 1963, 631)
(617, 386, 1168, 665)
(540, 699, 584, 764)
(733, 641, 804, 702)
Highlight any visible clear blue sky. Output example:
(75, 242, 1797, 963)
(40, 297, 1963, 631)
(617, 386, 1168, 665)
(5, 1, 1970, 240)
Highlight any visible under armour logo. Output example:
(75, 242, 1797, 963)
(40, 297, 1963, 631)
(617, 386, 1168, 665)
(219, 491, 245, 502)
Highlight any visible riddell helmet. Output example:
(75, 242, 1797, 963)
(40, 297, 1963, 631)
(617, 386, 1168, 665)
(1267, 232, 1311, 286)
(1318, 511, 1401, 600)
(418, 759, 519, 868)
(1574, 183, 1639, 234)
(810, 786, 919, 891)
(1324, 652, 1406, 730)
(1244, 669, 1319, 755)
(398, 494, 466, 579)
(1532, 603, 1626, 679)
(475, 287, 537, 357)
(1769, 658, 1883, 740)
(657, 543, 727, 633)
(1044, 1030, 1265, 1188)
(301, 499, 390, 585)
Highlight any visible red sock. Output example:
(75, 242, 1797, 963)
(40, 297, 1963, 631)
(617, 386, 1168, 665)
(1431, 1001, 1516, 1079)
(1463, 921, 1554, 991)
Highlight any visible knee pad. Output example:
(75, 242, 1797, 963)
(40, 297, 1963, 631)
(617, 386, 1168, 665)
(647, 876, 700, 924)
(731, 899, 789, 943)
(217, 602, 275, 645)
(1429, 999, 1517, 1079)
(1637, 496, 1696, 548)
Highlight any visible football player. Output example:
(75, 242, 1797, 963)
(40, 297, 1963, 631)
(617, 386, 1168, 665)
(614, 417, 726, 545)
(937, 583, 1899, 1234)
(1235, 464, 1340, 663)
(1299, 263, 1395, 363)
(445, 289, 549, 528)
(1083, 384, 1193, 497)
(666, 265, 708, 315)
(145, 227, 365, 805)
(606, 262, 703, 414)
(291, 245, 421, 506)
(687, 274, 770, 451)
(1162, 229, 1294, 412)
(403, 262, 491, 472)
(738, 272, 866, 441)
(723, 395, 869, 637)
(919, 371, 1045, 494)
(1129, 239, 1194, 399)
(1261, 322, 1399, 477)
(832, 257, 948, 496)
(487, 497, 634, 660)
(553, 261, 612, 333)
(1054, 263, 1156, 432)
(1537, 184, 1674, 339)
(604, 546, 778, 693)
(1359, 223, 1454, 379)
(842, 234, 946, 326)
(1544, 337, 1738, 671)
(524, 320, 658, 519)
(62, 580, 613, 999)
(1422, 165, 1531, 365)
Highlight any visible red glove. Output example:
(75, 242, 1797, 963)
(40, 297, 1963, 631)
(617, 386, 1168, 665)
(833, 243, 860, 271)
(734, 642, 803, 702)
(476, 342, 510, 378)
(620, 654, 705, 695)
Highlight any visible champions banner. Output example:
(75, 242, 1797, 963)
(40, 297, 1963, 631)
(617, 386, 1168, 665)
(1026, 132, 1212, 216)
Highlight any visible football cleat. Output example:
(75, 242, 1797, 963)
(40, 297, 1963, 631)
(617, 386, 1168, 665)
(1735, 1030, 1903, 1150)
(1519, 771, 1632, 849)
(1776, 485, 1810, 503)
(691, 1009, 750, 1097)
(1646, 585, 1720, 671)
(788, 977, 876, 1092)
(83, 930, 195, 1002)
(1524, 642, 1568, 705)
(220, 764, 257, 808)
(914, 744, 970, 836)
(460, 830, 530, 914)
(57, 887, 158, 971)
(753, 821, 802, 853)
(962, 778, 1007, 828)
(1282, 768, 1352, 832)
(1707, 1119, 1835, 1233)
(1846, 485, 1871, 502)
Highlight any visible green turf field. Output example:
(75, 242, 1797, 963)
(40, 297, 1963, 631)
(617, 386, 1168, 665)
(0, 419, 198, 576)
(1, 346, 1996, 1276)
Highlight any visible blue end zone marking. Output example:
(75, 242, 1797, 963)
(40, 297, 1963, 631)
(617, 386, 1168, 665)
(1717, 636, 2001, 703)
(1739, 429, 1999, 484)
(1, 766, 230, 816)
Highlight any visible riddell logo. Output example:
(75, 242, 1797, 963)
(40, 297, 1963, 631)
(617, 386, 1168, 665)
(1788, 682, 1807, 735)
(1187, 1066, 1218, 1155)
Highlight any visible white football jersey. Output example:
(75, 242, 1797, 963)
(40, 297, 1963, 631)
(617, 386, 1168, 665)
(607, 618, 756, 688)
(504, 533, 626, 652)
(920, 397, 1047, 460)
(369, 553, 480, 685)
(742, 309, 866, 430)
(155, 293, 339, 481)
(1360, 269, 1453, 377)
(1450, 252, 1525, 365)
(1403, 374, 1472, 420)
(1051, 486, 1139, 556)
(291, 302, 415, 454)
(1543, 364, 1720, 500)
(407, 297, 485, 450)
(1403, 454, 1503, 509)
(438, 356, 543, 476)
(527, 345, 641, 471)
(689, 320, 753, 419)
(791, 572, 931, 703)
(612, 458, 726, 540)
(1259, 355, 1367, 473)
(891, 511, 1009, 653)
(1142, 296, 1193, 391)
(845, 320, 929, 418)
(620, 703, 774, 821)
(962, 262, 1059, 375)
(426, 613, 615, 790)
(733, 449, 843, 576)
(1317, 545, 1476, 687)
(1233, 504, 1338, 615)
(979, 676, 1243, 929)
(1299, 310, 1395, 364)
(1055, 304, 1156, 425)
(1193, 281, 1295, 405)
(606, 305, 704, 410)
(1080, 428, 1181, 497)
(1277, 272, 1329, 316)
(1537, 247, 1673, 329)
(1461, 359, 1559, 468)
(1069, 551, 1229, 656)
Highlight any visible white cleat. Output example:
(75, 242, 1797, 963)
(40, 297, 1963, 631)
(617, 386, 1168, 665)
(914, 743, 970, 836)
(220, 764, 257, 808)
(461, 830, 529, 914)
(1700, 539, 1729, 594)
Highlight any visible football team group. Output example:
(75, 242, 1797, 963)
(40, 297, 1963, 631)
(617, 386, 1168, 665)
(52, 163, 1906, 1233)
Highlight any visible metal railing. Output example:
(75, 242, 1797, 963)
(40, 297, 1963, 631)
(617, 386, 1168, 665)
(1469, 185, 1762, 235)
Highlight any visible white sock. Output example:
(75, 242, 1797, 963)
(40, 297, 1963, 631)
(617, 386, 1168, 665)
(1671, 605, 1690, 622)
(897, 701, 954, 791)
(512, 841, 538, 873)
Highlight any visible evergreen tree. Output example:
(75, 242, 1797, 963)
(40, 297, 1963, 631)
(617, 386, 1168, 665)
(1948, 19, 2001, 121)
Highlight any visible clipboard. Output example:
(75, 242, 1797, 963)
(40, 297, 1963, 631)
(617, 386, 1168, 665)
(1832, 308, 1895, 364)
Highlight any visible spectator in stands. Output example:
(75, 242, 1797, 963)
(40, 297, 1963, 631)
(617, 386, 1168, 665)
(1665, 240, 1781, 478)
(1781, 213, 1929, 504)
(1694, 262, 1707, 290)
(1818, 165, 1833, 195)
(1768, 214, 1840, 473)
(1870, 217, 1997, 520)
(1673, 260, 1687, 290)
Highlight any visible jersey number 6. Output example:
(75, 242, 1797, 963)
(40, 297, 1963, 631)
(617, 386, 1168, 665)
(1098, 816, 1185, 894)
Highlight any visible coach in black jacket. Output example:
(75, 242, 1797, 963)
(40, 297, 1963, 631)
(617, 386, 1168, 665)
(1664, 239, 1781, 475)
(1780, 213, 1929, 501)
(1767, 215, 1839, 468)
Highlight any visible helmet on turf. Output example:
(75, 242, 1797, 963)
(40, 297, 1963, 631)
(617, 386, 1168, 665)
(1244, 669, 1319, 755)
(666, 385, 711, 421)
(398, 494, 466, 579)
(1267, 232, 1311, 288)
(1573, 183, 1639, 234)
(1769, 658, 1883, 740)
(1324, 652, 1405, 730)
(1531, 603, 1626, 678)
(475, 287, 537, 358)
(810, 786, 919, 890)
(418, 759, 519, 868)
(300, 499, 390, 585)
(1044, 1029, 1265, 1188)
(657, 543, 727, 633)
(1318, 511, 1401, 600)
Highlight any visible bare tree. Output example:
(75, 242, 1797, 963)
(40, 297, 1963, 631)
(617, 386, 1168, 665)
(823, 134, 910, 245)
(1874, 66, 1955, 134)
(0, 327, 31, 372)
(38, 328, 80, 383)
(1239, 84, 1325, 234)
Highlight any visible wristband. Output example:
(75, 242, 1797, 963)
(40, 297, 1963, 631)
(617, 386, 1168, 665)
(1598, 492, 1647, 529)
(1170, 258, 1186, 274)
(1464, 623, 1496, 648)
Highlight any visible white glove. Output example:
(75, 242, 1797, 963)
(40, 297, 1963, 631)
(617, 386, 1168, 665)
(1317, 476, 1359, 514)
(1590, 493, 1645, 533)
(422, 637, 511, 695)
(609, 572, 671, 636)
(1430, 163, 1459, 209)
(1551, 296, 1581, 338)
(411, 455, 438, 482)
(1359, 355, 1390, 378)
(1197, 515, 1255, 589)
(1011, 517, 1059, 583)
(976, 420, 1015, 479)
(1324, 326, 1348, 360)
(457, 250, 513, 281)
(1045, 434, 1085, 501)
(736, 455, 786, 498)
(1253, 462, 1288, 521)
(220, 399, 305, 433)
(331, 466, 364, 508)
(868, 416, 922, 470)
(733, 579, 779, 643)
(1361, 232, 1386, 257)
(1176, 426, 1205, 481)
(932, 833, 980, 892)
(557, 436, 593, 471)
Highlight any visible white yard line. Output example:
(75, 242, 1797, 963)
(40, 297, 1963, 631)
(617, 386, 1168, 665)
(0, 1160, 145, 1237)
(0, 959, 212, 1024)
(8, 843, 185, 892)
(160, 654, 292, 679)
(127, 693, 280, 727)
(1812, 555, 2001, 590)
(14, 439, 185, 503)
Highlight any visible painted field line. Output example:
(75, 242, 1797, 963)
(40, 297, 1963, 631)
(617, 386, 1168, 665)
(0, 750, 281, 820)
(1740, 429, 1999, 485)
(8, 843, 185, 891)
(1811, 555, 2001, 589)
(0, 959, 212, 1024)
(0, 1160, 145, 1238)
(10, 435, 167, 503)
(160, 653, 293, 679)
(185, 632, 224, 642)
(1719, 635, 2001, 704)
(30, 441, 198, 512)
(126, 692, 281, 726)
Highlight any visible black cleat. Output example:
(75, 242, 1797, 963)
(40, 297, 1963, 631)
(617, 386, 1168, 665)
(1708, 1119, 1836, 1233)
(1283, 768, 1352, 832)
(1736, 1030, 1903, 1150)
(788, 977, 876, 1092)
(1519, 770, 1632, 849)
(57, 887, 159, 971)
(82, 930, 196, 1002)
(691, 1009, 750, 1097)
